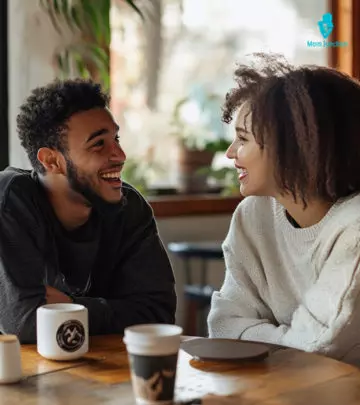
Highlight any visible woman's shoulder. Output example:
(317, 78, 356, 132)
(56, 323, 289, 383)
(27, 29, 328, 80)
(224, 196, 277, 252)
(229, 196, 277, 240)
(313, 194, 360, 266)
(233, 196, 276, 223)
(315, 193, 360, 248)
(325, 193, 360, 230)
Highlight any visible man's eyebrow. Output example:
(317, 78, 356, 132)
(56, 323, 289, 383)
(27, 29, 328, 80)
(86, 124, 120, 143)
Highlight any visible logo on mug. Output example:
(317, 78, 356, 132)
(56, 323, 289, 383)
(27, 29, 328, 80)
(56, 320, 85, 352)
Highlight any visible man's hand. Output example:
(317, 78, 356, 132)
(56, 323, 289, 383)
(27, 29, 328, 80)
(46, 286, 72, 304)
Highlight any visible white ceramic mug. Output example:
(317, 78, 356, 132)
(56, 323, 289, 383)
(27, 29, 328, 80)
(37, 303, 89, 361)
(124, 324, 183, 405)
(0, 335, 22, 384)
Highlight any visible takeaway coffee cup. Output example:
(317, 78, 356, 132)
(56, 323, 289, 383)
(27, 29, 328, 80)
(37, 303, 89, 361)
(124, 324, 183, 405)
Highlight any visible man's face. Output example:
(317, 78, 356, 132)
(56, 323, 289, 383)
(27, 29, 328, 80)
(63, 108, 126, 206)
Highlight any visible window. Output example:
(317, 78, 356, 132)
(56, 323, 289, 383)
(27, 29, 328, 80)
(111, 0, 328, 194)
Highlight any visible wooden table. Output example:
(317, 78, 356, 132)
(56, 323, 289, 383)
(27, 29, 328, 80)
(1, 335, 360, 404)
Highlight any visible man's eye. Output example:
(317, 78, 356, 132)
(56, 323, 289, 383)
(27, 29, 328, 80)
(93, 139, 104, 148)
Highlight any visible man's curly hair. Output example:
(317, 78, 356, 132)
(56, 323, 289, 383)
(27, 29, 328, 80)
(17, 78, 110, 174)
(222, 53, 360, 204)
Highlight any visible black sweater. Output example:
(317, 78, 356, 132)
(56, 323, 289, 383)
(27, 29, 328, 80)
(0, 167, 176, 343)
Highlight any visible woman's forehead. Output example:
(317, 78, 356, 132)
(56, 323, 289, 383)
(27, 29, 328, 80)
(235, 103, 252, 130)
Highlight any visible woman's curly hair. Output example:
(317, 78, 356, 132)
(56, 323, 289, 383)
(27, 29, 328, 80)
(17, 78, 110, 174)
(222, 53, 360, 204)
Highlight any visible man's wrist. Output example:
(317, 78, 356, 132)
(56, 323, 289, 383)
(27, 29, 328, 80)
(65, 293, 74, 303)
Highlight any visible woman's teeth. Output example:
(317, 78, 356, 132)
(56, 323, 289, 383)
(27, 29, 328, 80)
(237, 168, 248, 180)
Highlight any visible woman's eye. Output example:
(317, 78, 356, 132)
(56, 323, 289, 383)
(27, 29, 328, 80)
(237, 136, 247, 143)
(93, 139, 104, 148)
(114, 134, 120, 143)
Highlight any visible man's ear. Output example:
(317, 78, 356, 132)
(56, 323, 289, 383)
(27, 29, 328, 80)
(37, 148, 65, 174)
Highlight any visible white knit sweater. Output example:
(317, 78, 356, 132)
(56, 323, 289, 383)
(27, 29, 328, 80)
(208, 194, 360, 365)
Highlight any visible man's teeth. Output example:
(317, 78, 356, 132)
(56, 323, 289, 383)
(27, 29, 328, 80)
(101, 172, 121, 179)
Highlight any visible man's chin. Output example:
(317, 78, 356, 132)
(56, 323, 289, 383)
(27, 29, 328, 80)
(101, 188, 123, 204)
(104, 195, 123, 204)
(77, 186, 126, 216)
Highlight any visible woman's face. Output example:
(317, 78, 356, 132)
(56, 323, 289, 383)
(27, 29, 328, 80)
(226, 104, 278, 197)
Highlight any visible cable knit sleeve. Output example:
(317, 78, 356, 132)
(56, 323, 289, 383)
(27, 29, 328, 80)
(207, 199, 279, 339)
(213, 212, 360, 365)
(273, 220, 360, 363)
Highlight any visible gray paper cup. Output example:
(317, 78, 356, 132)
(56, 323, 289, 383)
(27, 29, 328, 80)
(124, 324, 183, 405)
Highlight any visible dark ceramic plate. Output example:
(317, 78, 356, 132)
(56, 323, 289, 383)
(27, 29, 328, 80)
(180, 338, 269, 361)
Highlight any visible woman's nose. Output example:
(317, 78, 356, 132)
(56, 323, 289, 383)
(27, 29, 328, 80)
(226, 142, 236, 159)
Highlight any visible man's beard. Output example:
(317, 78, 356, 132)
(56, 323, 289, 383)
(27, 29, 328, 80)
(65, 157, 127, 217)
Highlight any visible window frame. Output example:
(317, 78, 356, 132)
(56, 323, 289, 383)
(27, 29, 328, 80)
(0, 0, 8, 170)
(328, 0, 360, 78)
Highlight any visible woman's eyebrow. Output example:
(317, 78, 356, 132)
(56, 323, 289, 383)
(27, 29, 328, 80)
(235, 127, 250, 135)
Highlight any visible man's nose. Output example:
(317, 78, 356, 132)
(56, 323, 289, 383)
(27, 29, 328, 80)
(110, 142, 127, 162)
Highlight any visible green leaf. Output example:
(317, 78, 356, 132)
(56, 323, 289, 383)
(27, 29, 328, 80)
(70, 5, 82, 31)
(39, 0, 63, 34)
(60, 0, 78, 33)
(80, 0, 102, 42)
(99, 0, 111, 46)
(74, 55, 91, 79)
(55, 50, 71, 78)
(53, 0, 60, 14)
(63, 42, 110, 89)
(124, 0, 145, 20)
(99, 69, 110, 91)
(83, 43, 109, 71)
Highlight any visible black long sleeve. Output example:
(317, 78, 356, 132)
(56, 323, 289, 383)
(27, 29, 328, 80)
(0, 176, 49, 343)
(73, 196, 176, 334)
(0, 168, 176, 343)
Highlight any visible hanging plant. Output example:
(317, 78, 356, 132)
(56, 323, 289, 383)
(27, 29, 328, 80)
(39, 0, 144, 91)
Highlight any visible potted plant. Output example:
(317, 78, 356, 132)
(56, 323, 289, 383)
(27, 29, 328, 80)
(170, 95, 231, 194)
(39, 0, 164, 193)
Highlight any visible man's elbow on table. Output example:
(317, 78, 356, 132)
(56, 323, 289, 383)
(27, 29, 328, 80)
(0, 314, 37, 344)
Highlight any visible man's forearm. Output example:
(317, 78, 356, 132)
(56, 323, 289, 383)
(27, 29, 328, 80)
(73, 294, 175, 335)
(0, 299, 43, 344)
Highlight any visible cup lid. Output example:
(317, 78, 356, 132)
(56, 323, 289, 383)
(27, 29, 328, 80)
(38, 303, 86, 312)
(0, 335, 18, 344)
(124, 324, 183, 345)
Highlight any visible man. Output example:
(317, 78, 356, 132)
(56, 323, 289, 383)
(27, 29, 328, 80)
(0, 79, 176, 343)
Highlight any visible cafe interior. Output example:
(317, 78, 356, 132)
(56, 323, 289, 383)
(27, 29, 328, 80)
(1, 0, 360, 403)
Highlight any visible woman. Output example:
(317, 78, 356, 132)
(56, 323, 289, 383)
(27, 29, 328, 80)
(208, 53, 360, 365)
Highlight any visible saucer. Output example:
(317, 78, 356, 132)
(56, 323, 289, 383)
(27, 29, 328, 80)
(180, 338, 269, 361)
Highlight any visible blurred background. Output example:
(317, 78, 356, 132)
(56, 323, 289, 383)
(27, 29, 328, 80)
(6, 0, 332, 195)
(1, 0, 358, 333)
